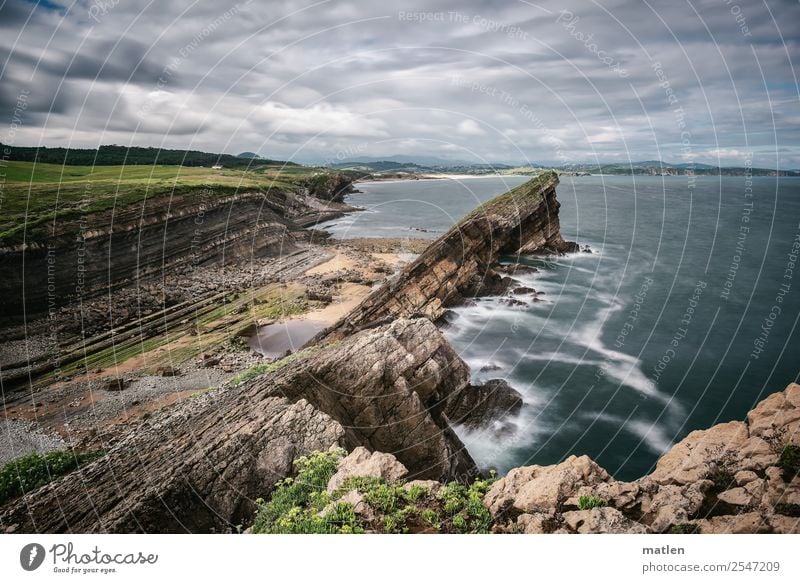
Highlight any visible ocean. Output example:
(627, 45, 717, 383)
(318, 175, 800, 480)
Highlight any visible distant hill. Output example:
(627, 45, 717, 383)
(0, 144, 296, 168)
(237, 151, 263, 159)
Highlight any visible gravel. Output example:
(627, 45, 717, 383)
(0, 420, 67, 466)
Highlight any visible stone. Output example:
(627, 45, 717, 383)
(562, 507, 648, 534)
(484, 455, 610, 518)
(320, 172, 576, 340)
(647, 421, 749, 485)
(327, 447, 409, 493)
(692, 512, 771, 534)
(101, 377, 127, 391)
(444, 379, 523, 433)
(156, 366, 180, 377)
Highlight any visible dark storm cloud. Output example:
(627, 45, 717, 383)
(0, 0, 798, 167)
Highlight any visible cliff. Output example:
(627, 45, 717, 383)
(0, 173, 355, 326)
(0, 319, 476, 533)
(246, 384, 800, 534)
(319, 171, 575, 340)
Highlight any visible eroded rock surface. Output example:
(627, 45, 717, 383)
(320, 171, 575, 339)
(0, 318, 475, 533)
(484, 383, 800, 534)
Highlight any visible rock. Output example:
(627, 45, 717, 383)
(479, 363, 501, 373)
(511, 286, 535, 295)
(202, 354, 220, 368)
(335, 490, 375, 521)
(444, 379, 523, 434)
(0, 318, 475, 532)
(562, 507, 648, 534)
(495, 263, 538, 275)
(515, 512, 567, 534)
(691, 512, 771, 534)
(321, 172, 574, 339)
(156, 366, 180, 377)
(484, 455, 611, 518)
(101, 377, 127, 391)
(327, 447, 408, 492)
(647, 421, 749, 485)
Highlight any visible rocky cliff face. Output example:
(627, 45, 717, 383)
(0, 318, 476, 533)
(319, 171, 575, 340)
(482, 382, 800, 533)
(0, 178, 354, 326)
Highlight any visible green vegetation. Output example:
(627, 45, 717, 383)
(252, 450, 497, 534)
(578, 495, 607, 510)
(669, 523, 701, 534)
(0, 159, 329, 246)
(230, 347, 317, 387)
(0, 143, 295, 168)
(251, 448, 363, 534)
(0, 449, 103, 506)
(777, 445, 800, 481)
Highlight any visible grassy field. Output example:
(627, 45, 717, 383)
(0, 160, 322, 245)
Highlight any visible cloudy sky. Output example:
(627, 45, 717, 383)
(1, 0, 798, 167)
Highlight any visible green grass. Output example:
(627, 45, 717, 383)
(669, 523, 701, 534)
(229, 347, 317, 387)
(0, 449, 104, 505)
(0, 160, 323, 245)
(578, 495, 607, 510)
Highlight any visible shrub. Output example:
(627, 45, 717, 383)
(0, 450, 103, 506)
(252, 449, 498, 534)
(251, 448, 352, 534)
(578, 495, 606, 510)
(777, 445, 800, 481)
(669, 523, 700, 534)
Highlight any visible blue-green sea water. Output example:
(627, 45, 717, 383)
(319, 175, 800, 480)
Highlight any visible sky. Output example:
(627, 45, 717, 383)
(1, 0, 799, 168)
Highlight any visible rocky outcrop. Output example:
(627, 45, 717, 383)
(0, 318, 475, 533)
(0, 176, 355, 326)
(327, 447, 408, 492)
(484, 382, 800, 534)
(444, 379, 523, 434)
(319, 171, 575, 340)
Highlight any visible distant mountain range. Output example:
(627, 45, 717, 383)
(327, 157, 799, 177)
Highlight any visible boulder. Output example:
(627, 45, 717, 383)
(327, 447, 408, 492)
(562, 507, 648, 534)
(484, 455, 610, 518)
(444, 379, 523, 433)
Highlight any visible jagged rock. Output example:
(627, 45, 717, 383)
(321, 172, 576, 339)
(327, 447, 408, 492)
(444, 379, 523, 433)
(484, 455, 611, 518)
(515, 512, 567, 534)
(647, 421, 749, 485)
(0, 318, 475, 533)
(746, 382, 800, 443)
(691, 512, 772, 534)
(156, 366, 180, 377)
(273, 318, 477, 482)
(562, 507, 648, 534)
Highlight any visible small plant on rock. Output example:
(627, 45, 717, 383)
(578, 495, 606, 510)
